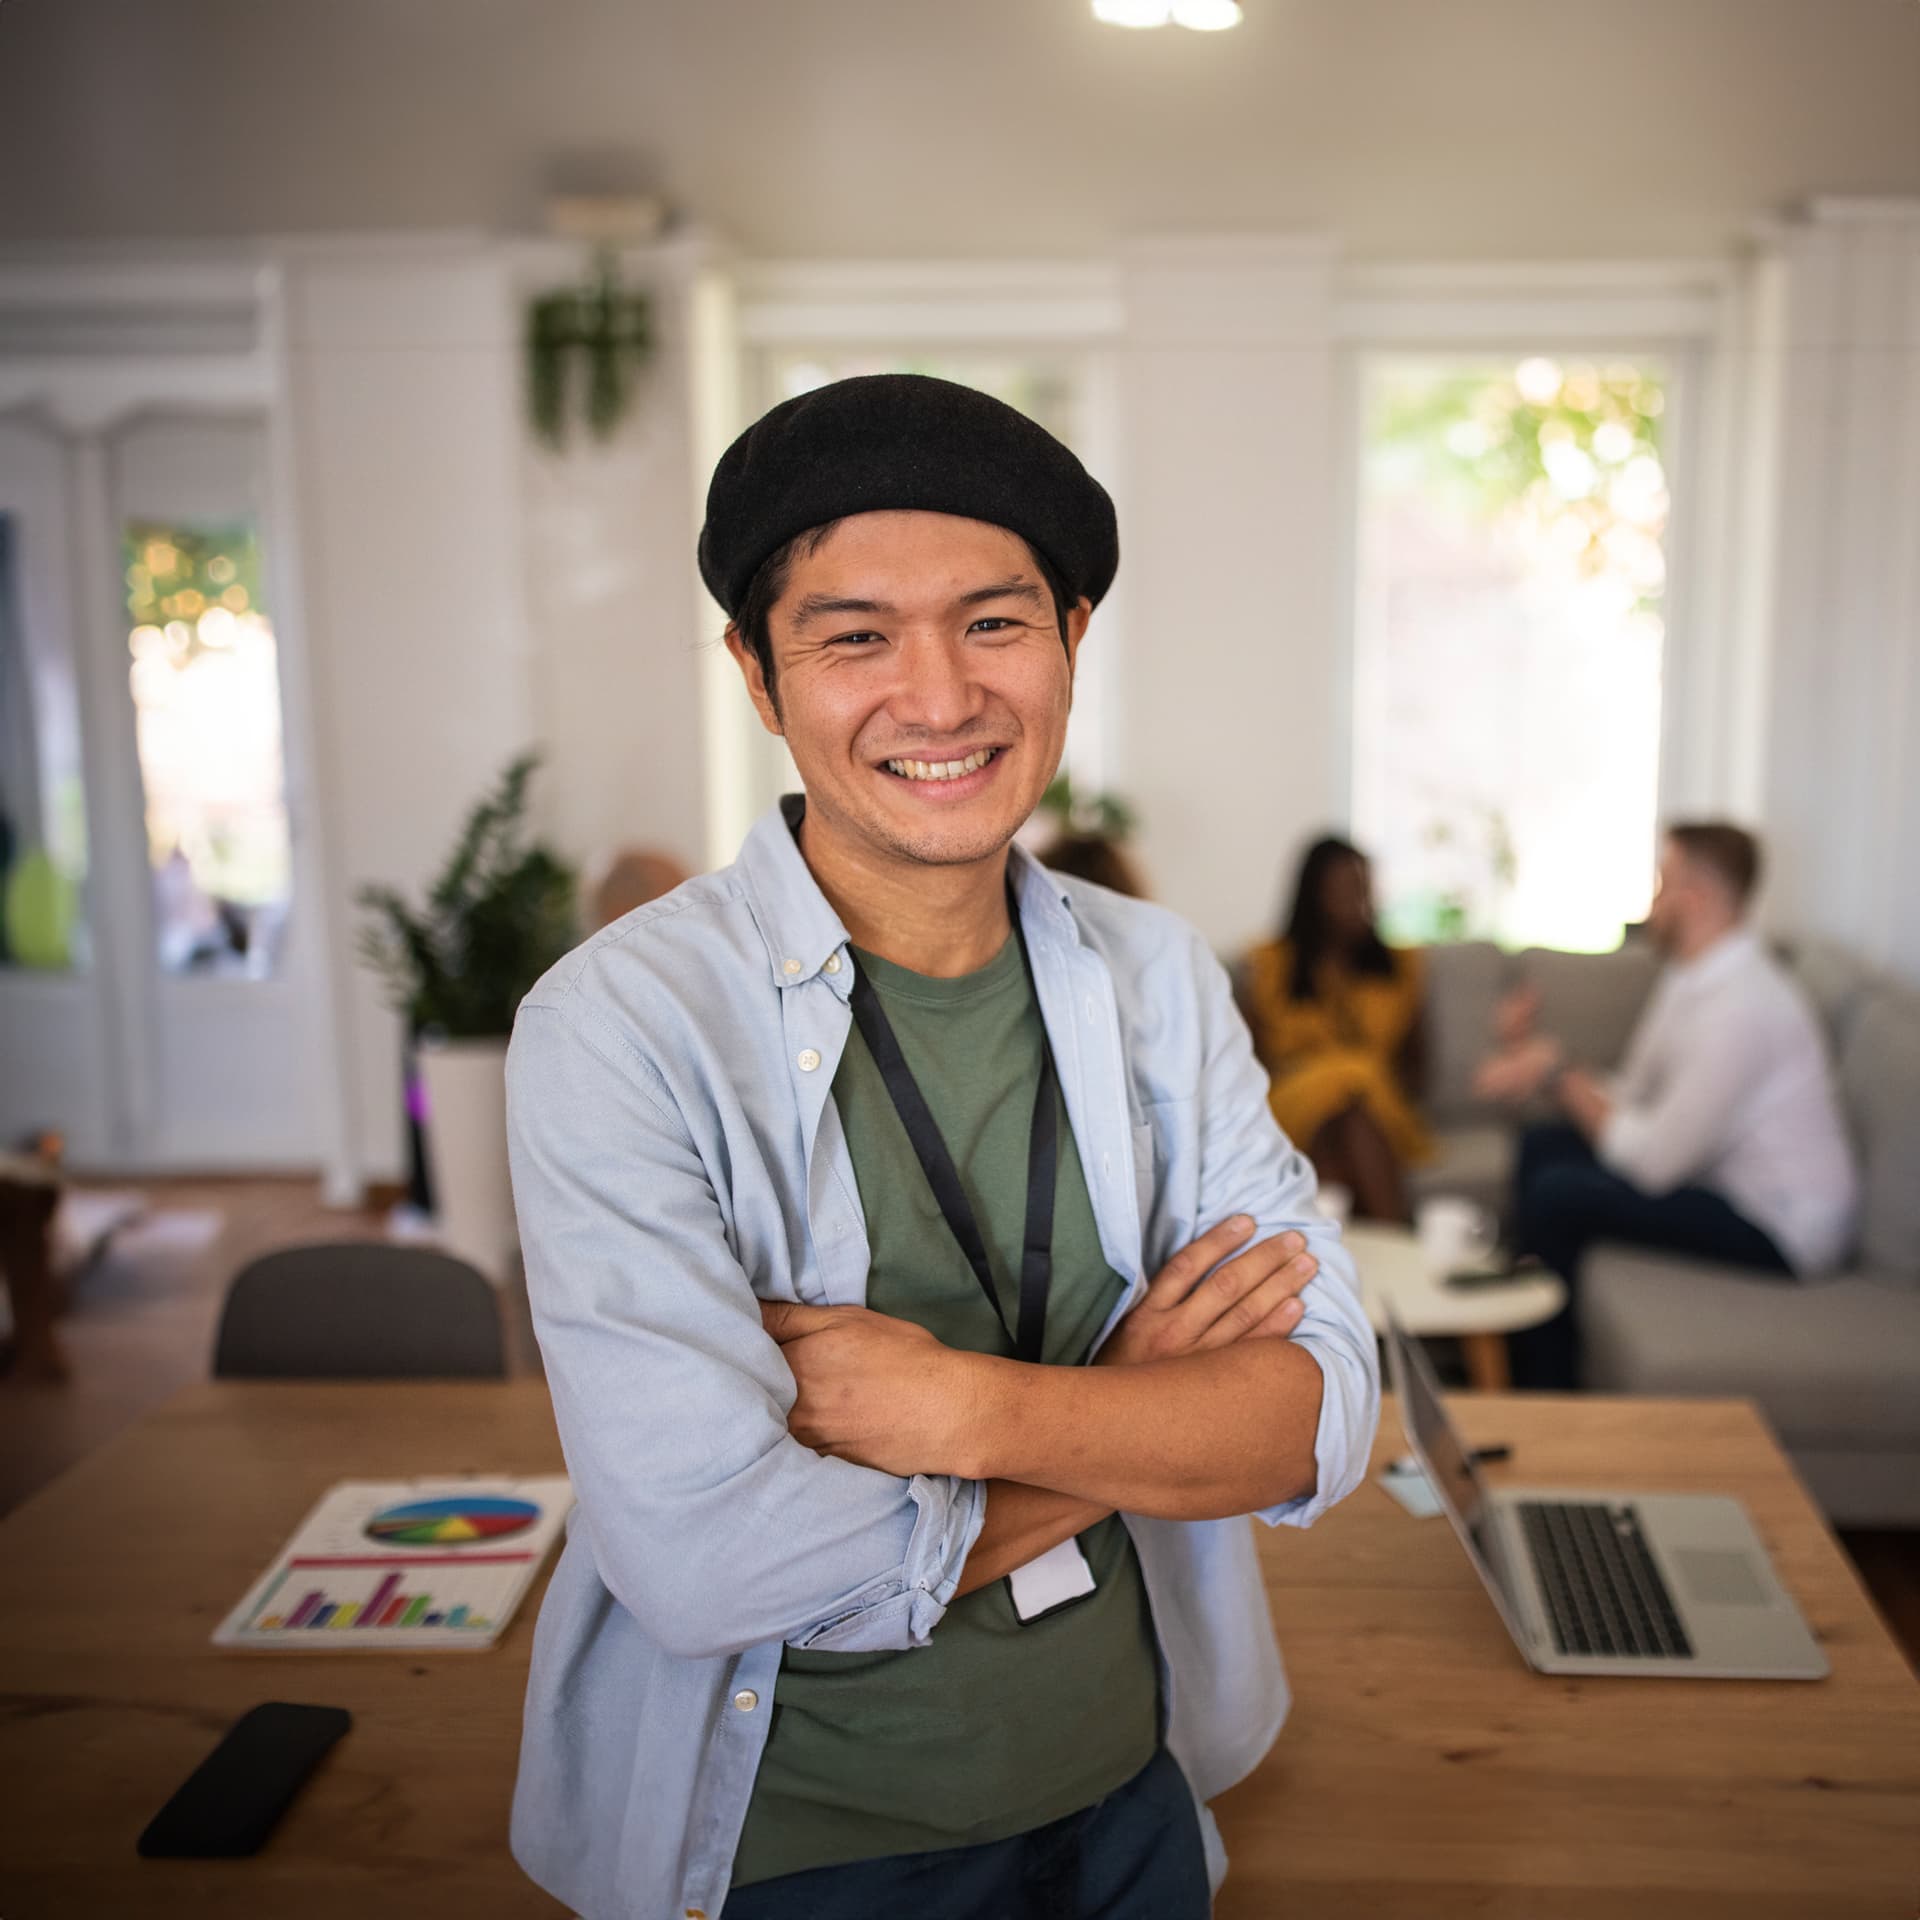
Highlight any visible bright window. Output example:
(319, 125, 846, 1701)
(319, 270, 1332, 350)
(123, 519, 293, 977)
(0, 510, 90, 973)
(1352, 355, 1671, 952)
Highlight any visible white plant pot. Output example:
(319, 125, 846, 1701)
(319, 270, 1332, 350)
(416, 1036, 516, 1285)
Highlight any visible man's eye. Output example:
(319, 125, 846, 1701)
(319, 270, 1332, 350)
(828, 631, 884, 648)
(969, 617, 1016, 634)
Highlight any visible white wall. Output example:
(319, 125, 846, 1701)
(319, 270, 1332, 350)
(515, 237, 718, 881)
(1116, 238, 1343, 951)
(3, 1, 1918, 263)
(274, 235, 723, 1184)
(275, 242, 546, 1181)
(1745, 204, 1920, 984)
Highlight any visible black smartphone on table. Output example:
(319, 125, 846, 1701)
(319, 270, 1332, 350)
(137, 1701, 351, 1858)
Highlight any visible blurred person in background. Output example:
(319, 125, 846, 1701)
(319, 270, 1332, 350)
(1477, 822, 1857, 1388)
(585, 844, 691, 931)
(1243, 836, 1430, 1224)
(1035, 828, 1148, 899)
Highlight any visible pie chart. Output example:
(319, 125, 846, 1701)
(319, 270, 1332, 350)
(364, 1495, 541, 1547)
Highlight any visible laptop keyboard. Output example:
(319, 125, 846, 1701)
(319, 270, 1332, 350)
(1517, 1501, 1695, 1660)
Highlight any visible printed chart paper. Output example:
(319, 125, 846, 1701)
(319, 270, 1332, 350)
(214, 1477, 572, 1652)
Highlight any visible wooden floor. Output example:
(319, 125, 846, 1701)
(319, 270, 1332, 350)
(2, 1176, 1915, 1671)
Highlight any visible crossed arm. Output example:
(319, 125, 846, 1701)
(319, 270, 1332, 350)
(761, 1214, 1329, 1592)
(508, 953, 1377, 1662)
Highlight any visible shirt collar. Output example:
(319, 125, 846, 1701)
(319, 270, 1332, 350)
(734, 793, 1083, 996)
(1671, 923, 1759, 990)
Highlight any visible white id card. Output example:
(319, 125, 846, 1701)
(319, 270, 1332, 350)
(1006, 1537, 1097, 1621)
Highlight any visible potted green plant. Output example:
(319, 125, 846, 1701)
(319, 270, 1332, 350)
(356, 752, 578, 1279)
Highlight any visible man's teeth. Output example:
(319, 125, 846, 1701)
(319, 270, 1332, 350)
(884, 748, 997, 782)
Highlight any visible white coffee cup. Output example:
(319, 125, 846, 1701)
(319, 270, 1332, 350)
(1314, 1181, 1353, 1230)
(1415, 1195, 1496, 1276)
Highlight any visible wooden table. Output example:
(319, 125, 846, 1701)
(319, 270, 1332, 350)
(0, 1380, 571, 1919)
(1215, 1393, 1920, 1919)
(1, 1383, 1914, 1918)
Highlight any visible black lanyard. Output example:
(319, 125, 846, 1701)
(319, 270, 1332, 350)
(845, 900, 1059, 1365)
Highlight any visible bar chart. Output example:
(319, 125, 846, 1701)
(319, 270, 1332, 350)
(247, 1554, 531, 1634)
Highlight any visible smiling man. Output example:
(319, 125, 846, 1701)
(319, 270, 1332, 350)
(504, 375, 1379, 1920)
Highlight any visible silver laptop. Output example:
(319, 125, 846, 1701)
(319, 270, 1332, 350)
(1384, 1309, 1827, 1680)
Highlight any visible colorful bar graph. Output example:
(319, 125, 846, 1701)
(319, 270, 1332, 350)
(241, 1563, 514, 1638)
(360, 1573, 402, 1627)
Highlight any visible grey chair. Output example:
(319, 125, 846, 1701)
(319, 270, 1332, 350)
(212, 1242, 506, 1379)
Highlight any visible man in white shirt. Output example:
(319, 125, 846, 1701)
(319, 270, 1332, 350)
(1477, 823, 1857, 1388)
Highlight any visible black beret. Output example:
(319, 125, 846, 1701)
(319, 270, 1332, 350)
(698, 373, 1119, 618)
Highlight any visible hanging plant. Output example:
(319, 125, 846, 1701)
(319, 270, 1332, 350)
(526, 249, 653, 451)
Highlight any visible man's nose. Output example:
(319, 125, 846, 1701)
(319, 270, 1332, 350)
(888, 632, 983, 736)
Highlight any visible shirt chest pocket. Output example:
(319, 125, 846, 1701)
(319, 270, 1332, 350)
(1133, 1098, 1200, 1269)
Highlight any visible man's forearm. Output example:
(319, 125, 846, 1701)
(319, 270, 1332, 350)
(951, 1482, 1113, 1598)
(952, 1339, 1324, 1521)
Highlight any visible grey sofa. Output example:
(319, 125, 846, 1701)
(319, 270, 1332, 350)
(1411, 937, 1920, 1528)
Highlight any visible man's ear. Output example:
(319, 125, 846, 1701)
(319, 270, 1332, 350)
(724, 627, 785, 738)
(1063, 598, 1092, 688)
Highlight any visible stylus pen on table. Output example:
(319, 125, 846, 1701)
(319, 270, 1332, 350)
(1469, 1445, 1511, 1464)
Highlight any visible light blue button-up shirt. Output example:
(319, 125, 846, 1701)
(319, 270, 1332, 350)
(504, 797, 1379, 1920)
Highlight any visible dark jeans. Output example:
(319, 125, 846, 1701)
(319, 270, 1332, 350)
(720, 1745, 1210, 1920)
(1508, 1123, 1792, 1391)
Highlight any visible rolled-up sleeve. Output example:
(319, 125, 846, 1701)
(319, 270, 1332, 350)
(1186, 939, 1381, 1529)
(507, 996, 986, 1662)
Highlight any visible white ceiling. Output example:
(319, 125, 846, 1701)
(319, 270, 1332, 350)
(3, 0, 1917, 258)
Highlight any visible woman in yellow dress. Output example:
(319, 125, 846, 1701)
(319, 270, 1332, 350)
(1243, 837, 1429, 1222)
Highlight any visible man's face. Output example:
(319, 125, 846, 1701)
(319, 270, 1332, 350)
(1646, 839, 1693, 953)
(727, 510, 1088, 874)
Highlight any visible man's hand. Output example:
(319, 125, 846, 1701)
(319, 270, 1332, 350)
(1473, 1032, 1564, 1104)
(1555, 1064, 1612, 1140)
(1094, 1215, 1317, 1367)
(1492, 982, 1543, 1049)
(761, 1299, 980, 1478)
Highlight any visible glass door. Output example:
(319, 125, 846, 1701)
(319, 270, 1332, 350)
(105, 414, 330, 1167)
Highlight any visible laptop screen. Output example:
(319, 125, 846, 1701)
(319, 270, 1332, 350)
(1387, 1312, 1496, 1570)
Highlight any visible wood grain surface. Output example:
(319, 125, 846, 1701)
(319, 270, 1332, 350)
(1, 1382, 1914, 1918)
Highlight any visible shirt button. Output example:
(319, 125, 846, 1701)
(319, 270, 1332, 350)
(733, 1689, 759, 1711)
(797, 1049, 821, 1072)
(824, 954, 842, 974)
(782, 957, 801, 975)
(1102, 1153, 1113, 1179)
(1085, 996, 1095, 1022)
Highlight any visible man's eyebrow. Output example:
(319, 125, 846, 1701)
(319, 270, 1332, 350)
(787, 579, 1045, 628)
(954, 579, 1045, 609)
(789, 593, 894, 628)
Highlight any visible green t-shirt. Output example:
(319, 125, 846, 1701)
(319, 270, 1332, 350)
(730, 933, 1162, 1888)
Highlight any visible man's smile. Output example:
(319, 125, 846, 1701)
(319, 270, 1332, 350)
(881, 745, 1003, 782)
(876, 744, 1009, 797)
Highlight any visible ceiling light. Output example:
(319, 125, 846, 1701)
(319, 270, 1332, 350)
(1092, 0, 1175, 25)
(1171, 0, 1243, 27)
